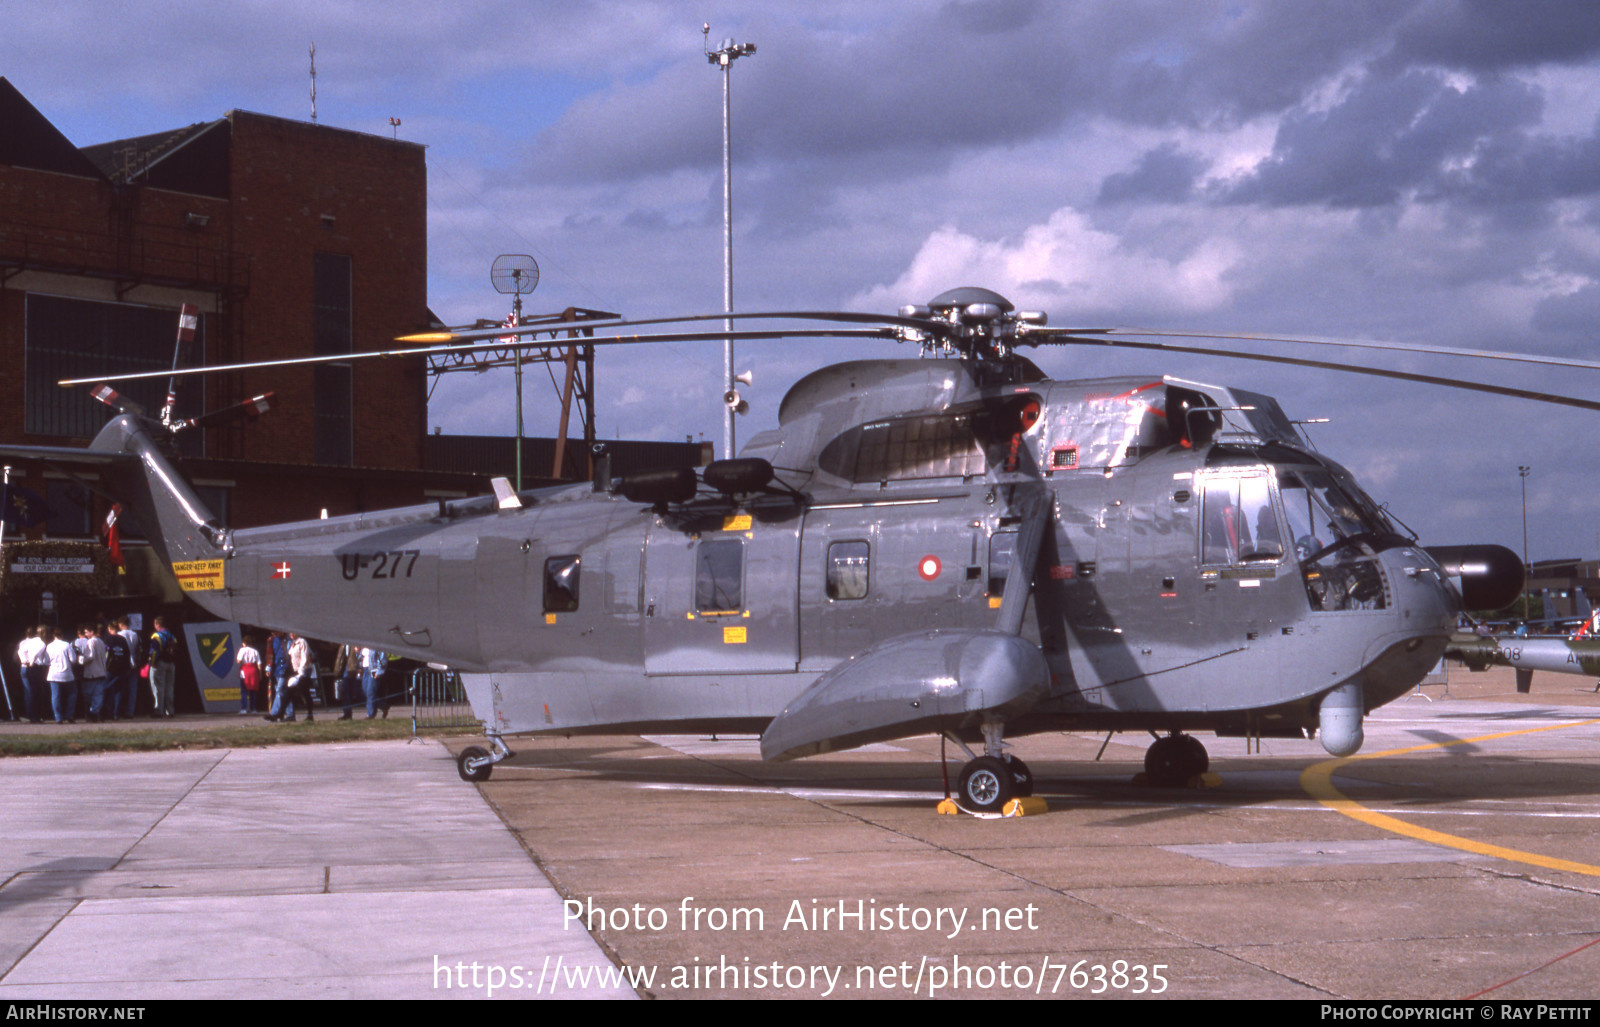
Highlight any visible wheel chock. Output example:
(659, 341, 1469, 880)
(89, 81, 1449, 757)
(934, 796, 1049, 817)
(1002, 796, 1048, 817)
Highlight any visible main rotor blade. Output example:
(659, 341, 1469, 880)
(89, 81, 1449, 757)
(57, 328, 896, 388)
(1037, 327, 1600, 374)
(1045, 333, 1600, 413)
(399, 308, 937, 345)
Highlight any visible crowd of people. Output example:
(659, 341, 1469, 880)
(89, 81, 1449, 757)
(8, 620, 406, 724)
(243, 633, 399, 723)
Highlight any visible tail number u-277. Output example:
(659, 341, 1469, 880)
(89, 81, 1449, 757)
(340, 550, 420, 581)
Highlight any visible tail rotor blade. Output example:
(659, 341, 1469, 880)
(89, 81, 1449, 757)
(161, 303, 200, 427)
(172, 392, 275, 433)
(91, 384, 146, 417)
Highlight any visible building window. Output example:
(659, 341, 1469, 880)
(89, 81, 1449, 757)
(313, 253, 353, 465)
(43, 480, 93, 538)
(25, 294, 204, 453)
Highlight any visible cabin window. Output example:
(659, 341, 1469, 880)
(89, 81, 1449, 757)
(826, 541, 869, 600)
(1200, 475, 1284, 566)
(695, 539, 744, 614)
(989, 531, 1018, 595)
(543, 555, 581, 613)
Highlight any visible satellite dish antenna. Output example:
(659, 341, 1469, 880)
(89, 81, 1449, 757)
(491, 254, 539, 295)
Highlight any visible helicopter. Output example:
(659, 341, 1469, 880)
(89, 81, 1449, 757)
(1447, 593, 1600, 694)
(4, 286, 1560, 813)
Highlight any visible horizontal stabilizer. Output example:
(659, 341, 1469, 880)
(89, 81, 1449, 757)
(759, 629, 1049, 762)
(0, 443, 137, 471)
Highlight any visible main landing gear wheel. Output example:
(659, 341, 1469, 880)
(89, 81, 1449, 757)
(1143, 733, 1208, 787)
(457, 745, 493, 782)
(957, 756, 1015, 814)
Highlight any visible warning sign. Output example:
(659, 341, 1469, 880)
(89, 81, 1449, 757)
(173, 559, 225, 592)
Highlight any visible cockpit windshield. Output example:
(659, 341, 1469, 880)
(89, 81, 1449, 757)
(1276, 467, 1395, 612)
(1277, 468, 1393, 560)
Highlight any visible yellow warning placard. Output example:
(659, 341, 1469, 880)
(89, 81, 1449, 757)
(721, 514, 752, 532)
(722, 625, 748, 644)
(172, 559, 225, 592)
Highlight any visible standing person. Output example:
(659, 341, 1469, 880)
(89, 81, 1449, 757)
(117, 618, 140, 718)
(360, 646, 387, 719)
(74, 623, 109, 723)
(266, 632, 316, 723)
(267, 631, 290, 720)
(101, 623, 133, 721)
(17, 627, 46, 724)
(237, 634, 263, 714)
(147, 616, 178, 718)
(43, 626, 78, 724)
(331, 643, 359, 720)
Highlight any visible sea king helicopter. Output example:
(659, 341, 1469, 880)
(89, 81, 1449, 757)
(12, 285, 1573, 812)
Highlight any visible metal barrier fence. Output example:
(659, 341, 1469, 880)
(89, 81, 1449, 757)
(409, 668, 480, 732)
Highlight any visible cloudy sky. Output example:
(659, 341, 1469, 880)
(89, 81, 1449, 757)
(8, 0, 1600, 563)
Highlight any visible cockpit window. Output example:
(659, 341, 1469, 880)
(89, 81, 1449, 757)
(1278, 469, 1390, 558)
(1279, 469, 1391, 611)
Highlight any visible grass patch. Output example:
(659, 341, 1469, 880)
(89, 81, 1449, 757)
(0, 719, 474, 757)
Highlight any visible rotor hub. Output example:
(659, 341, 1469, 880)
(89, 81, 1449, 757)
(897, 287, 1047, 363)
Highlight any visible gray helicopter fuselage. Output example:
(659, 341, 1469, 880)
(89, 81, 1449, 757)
(172, 361, 1459, 749)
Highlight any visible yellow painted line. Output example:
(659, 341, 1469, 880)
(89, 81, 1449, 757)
(1299, 717, 1600, 877)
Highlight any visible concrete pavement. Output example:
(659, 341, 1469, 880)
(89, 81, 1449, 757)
(0, 739, 632, 999)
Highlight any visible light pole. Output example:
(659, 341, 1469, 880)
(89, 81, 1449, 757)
(1519, 465, 1531, 616)
(705, 25, 755, 460)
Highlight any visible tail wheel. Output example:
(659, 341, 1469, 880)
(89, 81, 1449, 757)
(457, 745, 492, 782)
(958, 756, 1015, 814)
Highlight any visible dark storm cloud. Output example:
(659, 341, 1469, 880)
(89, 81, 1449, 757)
(1438, 118, 1600, 206)
(1222, 70, 1545, 208)
(1090, 1, 1413, 128)
(520, 0, 1101, 187)
(1097, 144, 1206, 204)
(1392, 0, 1600, 72)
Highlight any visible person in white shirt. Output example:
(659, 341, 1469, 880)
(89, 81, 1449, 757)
(16, 627, 46, 724)
(238, 635, 263, 714)
(266, 633, 317, 723)
(74, 623, 110, 722)
(43, 626, 78, 724)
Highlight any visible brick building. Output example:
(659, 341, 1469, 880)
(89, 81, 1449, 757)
(0, 78, 493, 651)
(0, 80, 712, 715)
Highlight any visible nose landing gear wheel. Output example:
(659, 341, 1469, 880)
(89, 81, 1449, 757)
(958, 756, 1015, 814)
